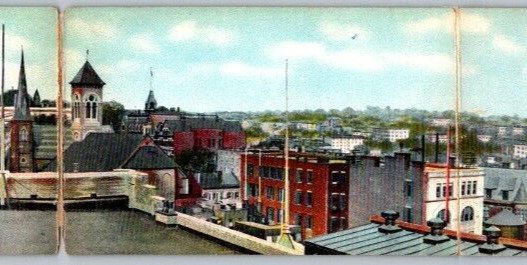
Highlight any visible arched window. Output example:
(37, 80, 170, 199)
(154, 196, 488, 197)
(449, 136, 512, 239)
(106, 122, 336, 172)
(73, 93, 81, 119)
(20, 127, 28, 141)
(85, 94, 98, 119)
(437, 209, 451, 223)
(461, 206, 474, 221)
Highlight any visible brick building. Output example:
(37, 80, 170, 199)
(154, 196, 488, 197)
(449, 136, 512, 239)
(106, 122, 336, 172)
(240, 151, 350, 239)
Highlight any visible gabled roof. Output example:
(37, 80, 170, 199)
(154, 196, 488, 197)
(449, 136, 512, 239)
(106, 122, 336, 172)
(70, 60, 106, 87)
(46, 133, 143, 172)
(485, 209, 526, 226)
(199, 171, 240, 190)
(484, 167, 527, 203)
(121, 144, 176, 170)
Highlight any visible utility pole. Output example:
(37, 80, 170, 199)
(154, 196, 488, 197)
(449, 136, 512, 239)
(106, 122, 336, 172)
(1, 24, 9, 209)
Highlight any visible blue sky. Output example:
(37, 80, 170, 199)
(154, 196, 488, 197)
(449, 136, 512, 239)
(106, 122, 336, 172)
(0, 7, 57, 101)
(64, 7, 458, 113)
(462, 9, 527, 117)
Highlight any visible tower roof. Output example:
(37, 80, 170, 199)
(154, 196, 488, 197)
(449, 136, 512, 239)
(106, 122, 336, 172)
(145, 90, 157, 111)
(70, 60, 105, 87)
(13, 49, 32, 121)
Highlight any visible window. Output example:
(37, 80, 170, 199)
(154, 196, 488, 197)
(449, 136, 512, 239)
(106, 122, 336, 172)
(306, 191, 313, 207)
(19, 128, 28, 141)
(294, 214, 302, 226)
(296, 169, 303, 183)
(467, 181, 472, 195)
(448, 182, 453, 197)
(329, 217, 340, 233)
(405, 180, 413, 197)
(73, 93, 81, 119)
(502, 190, 509, 200)
(437, 209, 451, 223)
(461, 181, 466, 196)
(266, 207, 275, 223)
(307, 170, 314, 184)
(85, 94, 98, 119)
(249, 184, 258, 197)
(330, 193, 339, 210)
(436, 183, 441, 198)
(277, 208, 282, 224)
(266, 186, 274, 200)
(294, 191, 302, 205)
(405, 207, 413, 222)
(330, 171, 344, 185)
(278, 188, 284, 202)
(247, 164, 254, 177)
(305, 216, 313, 229)
(472, 181, 477, 195)
(485, 189, 492, 199)
(461, 206, 474, 221)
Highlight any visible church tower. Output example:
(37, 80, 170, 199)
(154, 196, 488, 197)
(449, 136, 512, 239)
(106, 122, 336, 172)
(144, 90, 157, 113)
(70, 56, 105, 141)
(9, 49, 35, 173)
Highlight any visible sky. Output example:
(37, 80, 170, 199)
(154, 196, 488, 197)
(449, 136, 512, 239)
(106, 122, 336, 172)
(64, 7, 459, 113)
(461, 9, 527, 117)
(0, 7, 57, 102)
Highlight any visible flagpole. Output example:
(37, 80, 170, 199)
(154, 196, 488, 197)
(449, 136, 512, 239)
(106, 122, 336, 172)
(1, 23, 9, 209)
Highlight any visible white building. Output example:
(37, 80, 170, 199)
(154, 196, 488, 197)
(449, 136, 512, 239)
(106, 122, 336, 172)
(497, 126, 508, 137)
(425, 134, 448, 143)
(513, 144, 527, 158)
(387, 129, 410, 143)
(424, 166, 484, 235)
(477, 134, 492, 143)
(430, 118, 451, 128)
(325, 136, 365, 154)
(513, 126, 525, 136)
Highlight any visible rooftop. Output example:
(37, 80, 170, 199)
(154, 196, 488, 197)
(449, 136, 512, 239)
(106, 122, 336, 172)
(305, 211, 527, 256)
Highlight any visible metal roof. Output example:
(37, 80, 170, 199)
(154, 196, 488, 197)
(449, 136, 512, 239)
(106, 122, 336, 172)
(305, 217, 527, 256)
(70, 60, 106, 86)
(485, 209, 526, 226)
(484, 167, 527, 203)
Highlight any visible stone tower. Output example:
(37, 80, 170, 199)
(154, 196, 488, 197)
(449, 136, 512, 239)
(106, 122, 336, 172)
(70, 58, 105, 141)
(9, 49, 35, 172)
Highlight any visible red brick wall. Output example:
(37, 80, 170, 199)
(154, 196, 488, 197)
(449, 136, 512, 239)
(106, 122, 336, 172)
(173, 131, 194, 155)
(223, 131, 245, 149)
(241, 153, 348, 239)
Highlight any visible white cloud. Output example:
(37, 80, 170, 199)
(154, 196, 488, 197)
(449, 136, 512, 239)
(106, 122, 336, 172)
(267, 41, 453, 74)
(461, 13, 491, 34)
(168, 21, 236, 46)
(219, 62, 281, 78)
(493, 35, 523, 54)
(319, 21, 369, 42)
(404, 13, 490, 34)
(129, 34, 160, 53)
(68, 18, 117, 39)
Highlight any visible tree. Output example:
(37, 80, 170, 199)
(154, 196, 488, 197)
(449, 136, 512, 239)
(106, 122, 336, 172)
(102, 101, 125, 132)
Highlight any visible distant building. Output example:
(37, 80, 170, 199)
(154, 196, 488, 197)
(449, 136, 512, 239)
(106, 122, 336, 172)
(348, 153, 484, 235)
(483, 167, 527, 228)
(477, 134, 492, 143)
(497, 126, 508, 138)
(513, 144, 527, 158)
(9, 49, 35, 173)
(241, 151, 350, 239)
(388, 129, 410, 142)
(325, 136, 365, 154)
(513, 126, 525, 136)
(290, 121, 317, 131)
(69, 59, 113, 141)
(430, 118, 452, 128)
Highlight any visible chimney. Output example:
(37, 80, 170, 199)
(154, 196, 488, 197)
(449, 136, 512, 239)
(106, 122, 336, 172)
(479, 226, 506, 254)
(423, 218, 449, 244)
(378, 210, 402, 234)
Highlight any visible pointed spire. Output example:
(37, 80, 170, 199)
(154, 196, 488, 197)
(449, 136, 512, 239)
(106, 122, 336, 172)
(13, 48, 31, 121)
(70, 51, 105, 87)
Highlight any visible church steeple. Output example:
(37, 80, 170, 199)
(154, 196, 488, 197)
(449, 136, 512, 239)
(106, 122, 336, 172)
(13, 49, 31, 121)
(145, 90, 157, 112)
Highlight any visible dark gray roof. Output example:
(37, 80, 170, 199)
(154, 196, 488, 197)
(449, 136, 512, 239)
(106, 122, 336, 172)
(121, 145, 176, 170)
(484, 167, 527, 202)
(199, 172, 240, 190)
(70, 61, 106, 86)
(305, 222, 527, 256)
(485, 209, 526, 226)
(46, 133, 143, 172)
(145, 90, 157, 110)
(13, 50, 32, 121)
